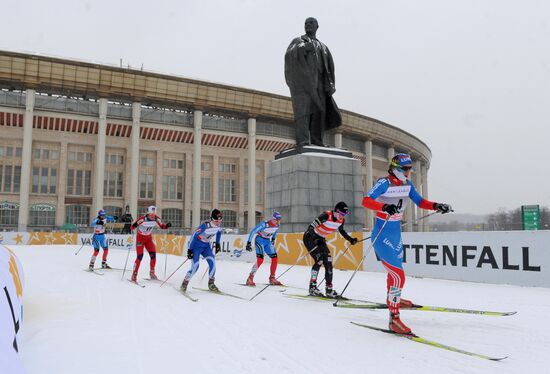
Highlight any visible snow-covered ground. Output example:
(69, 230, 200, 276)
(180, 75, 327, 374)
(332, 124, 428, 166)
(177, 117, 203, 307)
(12, 245, 550, 374)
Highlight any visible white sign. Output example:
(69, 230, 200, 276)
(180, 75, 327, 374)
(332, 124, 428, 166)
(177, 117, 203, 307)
(363, 231, 550, 287)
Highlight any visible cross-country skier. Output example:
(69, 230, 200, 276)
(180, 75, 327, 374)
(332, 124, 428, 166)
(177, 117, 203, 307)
(130, 205, 171, 282)
(89, 209, 115, 270)
(303, 202, 358, 298)
(245, 211, 283, 286)
(362, 153, 452, 334)
(180, 209, 223, 292)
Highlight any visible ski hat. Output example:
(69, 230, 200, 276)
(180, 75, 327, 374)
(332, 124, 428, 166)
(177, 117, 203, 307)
(390, 153, 413, 170)
(98, 209, 106, 217)
(147, 205, 157, 215)
(334, 202, 349, 216)
(272, 211, 282, 220)
(390, 153, 413, 182)
(211, 209, 223, 220)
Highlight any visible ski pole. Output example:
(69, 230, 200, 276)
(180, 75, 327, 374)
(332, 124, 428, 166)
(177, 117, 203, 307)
(121, 233, 135, 280)
(160, 258, 190, 287)
(318, 236, 372, 288)
(333, 216, 390, 307)
(249, 245, 317, 302)
(74, 234, 93, 255)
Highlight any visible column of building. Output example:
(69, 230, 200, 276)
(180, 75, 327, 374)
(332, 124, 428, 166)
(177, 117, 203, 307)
(191, 110, 202, 229)
(130, 102, 141, 217)
(155, 149, 163, 214)
(334, 132, 343, 149)
(55, 142, 68, 226)
(247, 118, 256, 231)
(93, 99, 107, 216)
(364, 139, 373, 231)
(17, 89, 35, 231)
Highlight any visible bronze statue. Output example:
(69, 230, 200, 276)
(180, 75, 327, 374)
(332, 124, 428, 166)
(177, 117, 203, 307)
(285, 17, 342, 147)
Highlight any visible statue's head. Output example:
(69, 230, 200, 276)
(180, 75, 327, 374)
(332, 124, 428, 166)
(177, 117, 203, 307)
(304, 17, 319, 35)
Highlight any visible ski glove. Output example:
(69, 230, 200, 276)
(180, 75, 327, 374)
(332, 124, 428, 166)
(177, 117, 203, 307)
(246, 242, 252, 252)
(434, 203, 452, 214)
(349, 237, 358, 245)
(382, 204, 399, 216)
(165, 222, 172, 228)
(215, 243, 221, 254)
(187, 249, 193, 259)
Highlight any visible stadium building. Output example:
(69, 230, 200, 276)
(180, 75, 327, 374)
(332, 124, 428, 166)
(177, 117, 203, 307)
(0, 50, 432, 233)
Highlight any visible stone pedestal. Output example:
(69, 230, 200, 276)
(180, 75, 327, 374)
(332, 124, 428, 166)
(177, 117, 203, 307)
(266, 147, 364, 233)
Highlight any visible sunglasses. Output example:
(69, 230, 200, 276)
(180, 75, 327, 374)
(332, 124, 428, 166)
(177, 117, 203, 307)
(400, 166, 412, 171)
(336, 210, 349, 216)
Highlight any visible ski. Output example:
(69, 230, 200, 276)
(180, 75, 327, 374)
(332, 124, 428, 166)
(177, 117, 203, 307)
(127, 279, 146, 288)
(235, 283, 256, 287)
(350, 321, 507, 361)
(284, 293, 352, 302)
(145, 278, 164, 282)
(337, 302, 516, 316)
(192, 287, 245, 300)
(84, 269, 104, 276)
(174, 287, 198, 302)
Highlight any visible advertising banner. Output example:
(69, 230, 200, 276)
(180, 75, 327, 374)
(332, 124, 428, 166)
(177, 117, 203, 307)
(363, 231, 550, 287)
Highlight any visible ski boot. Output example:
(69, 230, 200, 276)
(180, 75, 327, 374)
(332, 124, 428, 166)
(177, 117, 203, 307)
(180, 279, 189, 292)
(325, 286, 340, 299)
(309, 283, 324, 297)
(149, 271, 159, 281)
(101, 261, 112, 269)
(131, 271, 138, 283)
(208, 278, 220, 292)
(269, 275, 283, 286)
(246, 274, 256, 286)
(389, 313, 412, 335)
(88, 262, 95, 271)
(399, 298, 415, 308)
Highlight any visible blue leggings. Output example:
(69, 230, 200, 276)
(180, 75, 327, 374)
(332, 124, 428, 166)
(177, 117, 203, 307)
(185, 244, 216, 280)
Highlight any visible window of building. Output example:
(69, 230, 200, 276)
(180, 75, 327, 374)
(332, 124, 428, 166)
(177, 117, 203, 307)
(201, 162, 211, 172)
(67, 169, 91, 196)
(219, 163, 237, 173)
(218, 178, 237, 202)
(221, 210, 237, 228)
(29, 204, 56, 227)
(65, 205, 90, 225)
(139, 174, 154, 199)
(0, 165, 21, 193)
(68, 151, 93, 163)
(162, 208, 182, 228)
(0, 202, 18, 226)
(200, 177, 211, 201)
(104, 206, 122, 220)
(163, 158, 183, 169)
(31, 167, 57, 194)
(140, 157, 154, 167)
(104, 171, 123, 197)
(162, 175, 183, 200)
(106, 153, 124, 165)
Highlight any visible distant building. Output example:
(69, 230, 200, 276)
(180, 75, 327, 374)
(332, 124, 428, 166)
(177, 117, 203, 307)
(0, 51, 431, 232)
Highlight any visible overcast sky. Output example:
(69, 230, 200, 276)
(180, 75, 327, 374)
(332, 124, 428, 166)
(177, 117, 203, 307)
(2, 0, 549, 215)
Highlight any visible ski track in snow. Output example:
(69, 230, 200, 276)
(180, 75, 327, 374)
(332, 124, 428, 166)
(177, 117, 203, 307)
(11, 245, 550, 374)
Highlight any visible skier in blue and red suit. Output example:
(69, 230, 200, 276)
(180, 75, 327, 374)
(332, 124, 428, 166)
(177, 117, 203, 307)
(362, 153, 452, 334)
(244, 211, 283, 286)
(180, 209, 223, 292)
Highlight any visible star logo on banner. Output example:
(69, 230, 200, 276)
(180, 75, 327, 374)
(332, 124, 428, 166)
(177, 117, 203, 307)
(14, 233, 25, 245)
(28, 232, 41, 244)
(170, 235, 182, 256)
(61, 233, 76, 244)
(158, 235, 170, 254)
(44, 232, 56, 245)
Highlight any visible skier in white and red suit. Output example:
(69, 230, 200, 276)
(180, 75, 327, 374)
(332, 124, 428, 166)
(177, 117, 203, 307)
(130, 205, 171, 282)
(362, 153, 451, 334)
